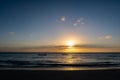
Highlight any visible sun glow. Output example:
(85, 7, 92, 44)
(67, 40, 75, 47)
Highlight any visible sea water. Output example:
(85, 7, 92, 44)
(0, 52, 120, 70)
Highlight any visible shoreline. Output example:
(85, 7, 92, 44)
(0, 67, 120, 70)
(0, 69, 120, 80)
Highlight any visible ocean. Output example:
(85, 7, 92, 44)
(0, 52, 120, 70)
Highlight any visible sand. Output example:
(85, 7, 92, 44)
(0, 69, 120, 80)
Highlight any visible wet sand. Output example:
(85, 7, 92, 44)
(0, 69, 120, 80)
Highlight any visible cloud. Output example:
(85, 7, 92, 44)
(105, 35, 112, 39)
(60, 16, 66, 22)
(77, 19, 81, 23)
(9, 32, 15, 35)
(98, 35, 112, 40)
(81, 22, 85, 24)
(73, 18, 85, 26)
(19, 44, 110, 50)
(73, 23, 77, 26)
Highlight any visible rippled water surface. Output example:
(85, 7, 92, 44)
(0, 52, 120, 70)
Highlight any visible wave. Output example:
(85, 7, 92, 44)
(0, 60, 120, 68)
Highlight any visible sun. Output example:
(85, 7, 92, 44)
(67, 40, 75, 47)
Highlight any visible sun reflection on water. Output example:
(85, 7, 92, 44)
(61, 53, 81, 65)
(64, 54, 75, 64)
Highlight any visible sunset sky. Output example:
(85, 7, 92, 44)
(0, 0, 120, 52)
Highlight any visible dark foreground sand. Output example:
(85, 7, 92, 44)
(0, 69, 120, 80)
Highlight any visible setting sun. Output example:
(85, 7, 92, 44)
(67, 40, 75, 47)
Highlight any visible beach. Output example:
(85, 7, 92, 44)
(0, 69, 120, 80)
(0, 52, 120, 80)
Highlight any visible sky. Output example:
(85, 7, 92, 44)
(0, 0, 120, 52)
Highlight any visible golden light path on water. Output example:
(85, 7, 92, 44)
(63, 53, 77, 64)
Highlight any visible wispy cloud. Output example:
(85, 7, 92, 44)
(77, 19, 81, 23)
(73, 23, 77, 26)
(81, 22, 85, 24)
(73, 18, 85, 26)
(0, 44, 119, 52)
(60, 16, 66, 22)
(18, 44, 112, 50)
(105, 35, 112, 39)
(77, 18, 83, 23)
(98, 35, 112, 40)
(9, 32, 15, 36)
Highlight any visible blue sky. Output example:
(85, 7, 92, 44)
(0, 0, 120, 52)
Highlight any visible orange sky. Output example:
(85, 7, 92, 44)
(0, 46, 120, 52)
